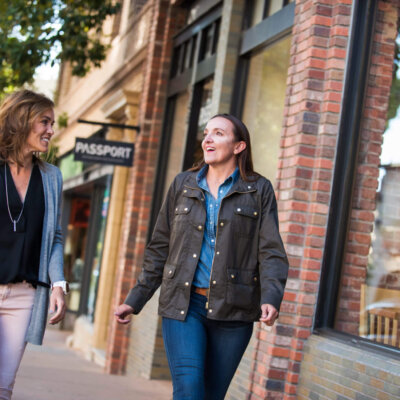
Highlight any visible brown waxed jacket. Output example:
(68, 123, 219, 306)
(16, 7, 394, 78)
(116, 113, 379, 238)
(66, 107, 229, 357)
(124, 170, 289, 322)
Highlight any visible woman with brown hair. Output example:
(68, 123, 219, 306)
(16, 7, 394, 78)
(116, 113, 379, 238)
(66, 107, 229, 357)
(0, 89, 68, 399)
(115, 114, 289, 399)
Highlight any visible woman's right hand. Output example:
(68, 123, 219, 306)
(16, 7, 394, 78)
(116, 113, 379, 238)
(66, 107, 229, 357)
(114, 304, 134, 324)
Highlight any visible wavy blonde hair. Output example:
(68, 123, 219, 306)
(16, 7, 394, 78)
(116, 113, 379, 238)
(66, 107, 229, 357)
(0, 89, 54, 167)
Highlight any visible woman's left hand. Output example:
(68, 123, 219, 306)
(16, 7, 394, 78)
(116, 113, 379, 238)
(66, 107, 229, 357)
(49, 287, 66, 324)
(259, 304, 278, 326)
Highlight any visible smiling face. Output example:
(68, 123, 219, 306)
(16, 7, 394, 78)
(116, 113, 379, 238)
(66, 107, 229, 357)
(24, 109, 55, 155)
(202, 116, 246, 169)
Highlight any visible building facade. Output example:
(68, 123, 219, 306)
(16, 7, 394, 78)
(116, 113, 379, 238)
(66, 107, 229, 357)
(55, 0, 400, 398)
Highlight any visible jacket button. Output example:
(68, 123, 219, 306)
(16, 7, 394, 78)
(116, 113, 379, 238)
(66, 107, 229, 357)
(168, 270, 173, 274)
(180, 310, 185, 315)
(216, 251, 220, 255)
(231, 274, 235, 279)
(198, 225, 202, 230)
(212, 280, 216, 285)
(175, 208, 178, 211)
(185, 282, 189, 286)
(254, 277, 258, 281)
(208, 309, 213, 313)
(220, 222, 224, 227)
(254, 211, 258, 216)
(248, 185, 251, 189)
(184, 207, 188, 211)
(184, 189, 187, 193)
(237, 208, 241, 212)
(193, 254, 197, 258)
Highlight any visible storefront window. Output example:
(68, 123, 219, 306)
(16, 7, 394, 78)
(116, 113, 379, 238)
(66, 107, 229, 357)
(87, 184, 111, 321)
(193, 77, 214, 166)
(163, 90, 190, 195)
(335, 34, 400, 349)
(64, 198, 91, 314)
(242, 36, 291, 185)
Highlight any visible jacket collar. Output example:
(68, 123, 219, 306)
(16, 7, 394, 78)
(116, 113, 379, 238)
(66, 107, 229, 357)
(184, 170, 257, 195)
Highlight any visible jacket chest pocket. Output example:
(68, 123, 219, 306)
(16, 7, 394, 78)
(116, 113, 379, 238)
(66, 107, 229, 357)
(172, 203, 193, 231)
(232, 205, 259, 237)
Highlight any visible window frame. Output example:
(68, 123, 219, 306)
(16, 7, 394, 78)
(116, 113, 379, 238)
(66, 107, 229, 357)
(231, 2, 294, 118)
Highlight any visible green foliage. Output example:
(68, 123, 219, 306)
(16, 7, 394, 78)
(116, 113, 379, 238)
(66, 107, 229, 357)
(0, 0, 120, 92)
(387, 33, 400, 125)
(57, 111, 69, 128)
(41, 140, 59, 165)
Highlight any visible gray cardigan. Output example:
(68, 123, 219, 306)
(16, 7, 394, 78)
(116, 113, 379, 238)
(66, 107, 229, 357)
(25, 162, 65, 345)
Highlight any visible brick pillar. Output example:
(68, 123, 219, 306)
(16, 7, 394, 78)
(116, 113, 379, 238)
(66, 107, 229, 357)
(246, 1, 353, 398)
(106, 0, 186, 375)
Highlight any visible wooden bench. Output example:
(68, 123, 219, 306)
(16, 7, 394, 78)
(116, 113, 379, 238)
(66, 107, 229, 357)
(359, 284, 400, 347)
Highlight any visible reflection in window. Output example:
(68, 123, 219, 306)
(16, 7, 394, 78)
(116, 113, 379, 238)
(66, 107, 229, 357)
(193, 78, 214, 166)
(163, 91, 190, 196)
(242, 36, 291, 185)
(87, 185, 111, 322)
(335, 33, 400, 349)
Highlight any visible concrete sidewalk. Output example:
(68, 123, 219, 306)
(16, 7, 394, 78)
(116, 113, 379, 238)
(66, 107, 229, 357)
(13, 329, 172, 400)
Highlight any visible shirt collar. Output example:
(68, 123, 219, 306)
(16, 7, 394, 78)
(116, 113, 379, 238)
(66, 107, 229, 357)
(196, 165, 240, 190)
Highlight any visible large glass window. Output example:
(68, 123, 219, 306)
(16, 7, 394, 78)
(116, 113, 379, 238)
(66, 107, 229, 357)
(335, 33, 400, 349)
(242, 36, 291, 185)
(163, 90, 190, 195)
(192, 77, 214, 166)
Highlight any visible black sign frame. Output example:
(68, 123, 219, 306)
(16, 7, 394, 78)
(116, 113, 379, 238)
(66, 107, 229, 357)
(74, 138, 135, 167)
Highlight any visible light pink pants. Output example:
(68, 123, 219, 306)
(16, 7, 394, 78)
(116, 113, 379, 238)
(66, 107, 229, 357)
(0, 282, 35, 400)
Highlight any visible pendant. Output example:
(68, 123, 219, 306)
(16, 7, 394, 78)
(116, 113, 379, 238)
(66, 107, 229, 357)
(13, 220, 16, 232)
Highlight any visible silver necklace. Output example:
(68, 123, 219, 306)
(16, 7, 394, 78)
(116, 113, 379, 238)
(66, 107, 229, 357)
(4, 163, 32, 232)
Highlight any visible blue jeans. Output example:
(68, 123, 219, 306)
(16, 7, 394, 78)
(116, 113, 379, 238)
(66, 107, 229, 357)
(162, 292, 253, 400)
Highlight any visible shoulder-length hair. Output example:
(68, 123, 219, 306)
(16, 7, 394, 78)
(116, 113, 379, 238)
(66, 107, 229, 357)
(0, 89, 54, 167)
(189, 113, 259, 181)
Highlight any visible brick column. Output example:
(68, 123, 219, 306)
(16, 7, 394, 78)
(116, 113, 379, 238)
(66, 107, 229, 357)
(106, 0, 186, 375)
(247, 1, 353, 398)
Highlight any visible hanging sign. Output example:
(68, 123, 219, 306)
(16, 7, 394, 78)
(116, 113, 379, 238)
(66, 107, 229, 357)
(74, 138, 134, 166)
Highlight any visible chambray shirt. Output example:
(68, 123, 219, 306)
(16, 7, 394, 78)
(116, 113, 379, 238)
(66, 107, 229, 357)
(193, 165, 240, 288)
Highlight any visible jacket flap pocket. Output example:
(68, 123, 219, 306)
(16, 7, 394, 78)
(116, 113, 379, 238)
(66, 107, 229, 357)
(227, 268, 259, 285)
(163, 264, 176, 278)
(182, 187, 203, 200)
(174, 203, 192, 215)
(233, 205, 259, 219)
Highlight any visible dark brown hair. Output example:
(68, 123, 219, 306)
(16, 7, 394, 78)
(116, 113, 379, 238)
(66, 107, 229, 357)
(0, 89, 54, 167)
(190, 113, 259, 181)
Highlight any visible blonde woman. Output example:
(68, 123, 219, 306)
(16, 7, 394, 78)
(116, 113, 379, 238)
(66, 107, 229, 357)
(0, 90, 68, 399)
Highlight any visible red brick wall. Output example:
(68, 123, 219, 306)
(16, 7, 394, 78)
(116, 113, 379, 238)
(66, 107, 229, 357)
(106, 0, 187, 374)
(247, 1, 377, 398)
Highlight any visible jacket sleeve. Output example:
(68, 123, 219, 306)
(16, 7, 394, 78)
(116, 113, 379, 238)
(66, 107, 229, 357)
(124, 176, 177, 313)
(48, 167, 65, 283)
(258, 180, 289, 311)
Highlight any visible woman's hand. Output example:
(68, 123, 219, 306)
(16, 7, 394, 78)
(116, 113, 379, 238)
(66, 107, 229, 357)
(49, 287, 66, 325)
(114, 304, 134, 324)
(259, 303, 278, 326)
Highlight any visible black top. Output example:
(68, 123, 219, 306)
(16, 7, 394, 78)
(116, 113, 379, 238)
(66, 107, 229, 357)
(0, 163, 45, 285)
